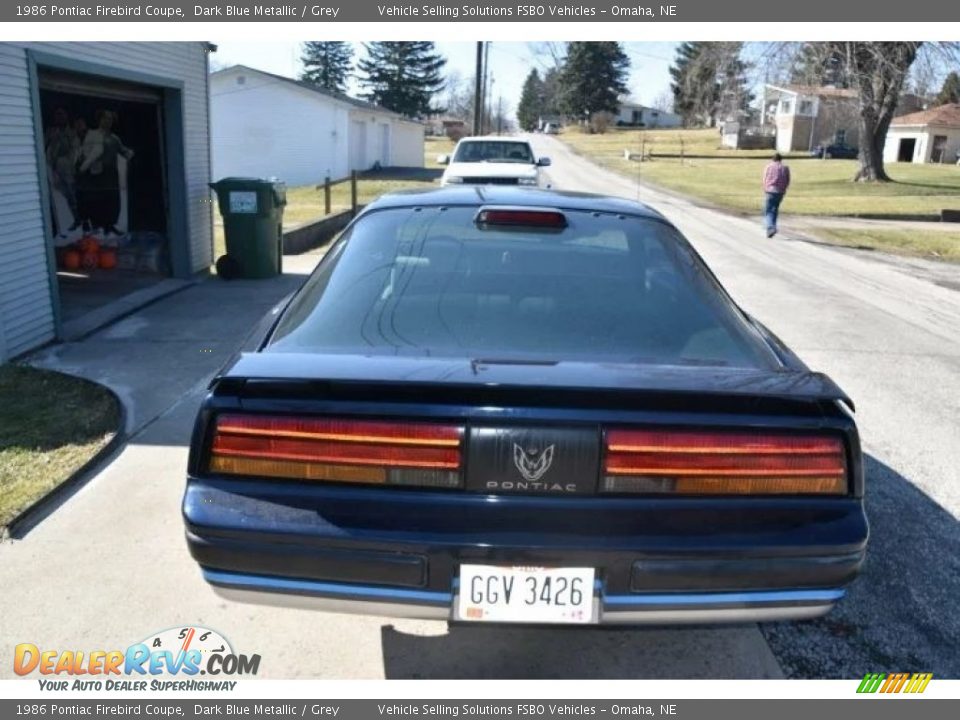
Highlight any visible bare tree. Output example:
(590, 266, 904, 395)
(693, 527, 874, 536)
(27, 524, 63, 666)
(527, 42, 566, 71)
(841, 42, 921, 181)
(442, 71, 475, 122)
(651, 91, 673, 113)
(753, 42, 960, 182)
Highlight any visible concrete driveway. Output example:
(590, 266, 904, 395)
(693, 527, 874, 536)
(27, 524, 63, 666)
(1, 143, 957, 680)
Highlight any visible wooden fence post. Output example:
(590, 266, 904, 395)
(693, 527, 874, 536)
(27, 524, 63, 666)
(323, 176, 331, 215)
(350, 171, 358, 217)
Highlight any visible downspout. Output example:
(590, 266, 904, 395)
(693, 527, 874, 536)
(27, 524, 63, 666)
(204, 42, 216, 270)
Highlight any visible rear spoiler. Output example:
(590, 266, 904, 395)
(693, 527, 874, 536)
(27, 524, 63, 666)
(214, 353, 854, 413)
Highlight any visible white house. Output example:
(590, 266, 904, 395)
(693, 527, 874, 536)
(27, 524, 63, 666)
(211, 65, 425, 186)
(884, 103, 960, 164)
(0, 42, 213, 363)
(762, 85, 860, 153)
(616, 101, 681, 128)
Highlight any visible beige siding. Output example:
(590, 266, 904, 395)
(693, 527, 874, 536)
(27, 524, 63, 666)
(0, 42, 211, 361)
(0, 44, 54, 359)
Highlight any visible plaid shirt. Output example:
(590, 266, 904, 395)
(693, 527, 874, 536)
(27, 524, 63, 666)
(763, 162, 791, 194)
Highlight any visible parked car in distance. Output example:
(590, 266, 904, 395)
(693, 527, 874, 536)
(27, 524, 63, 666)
(184, 186, 867, 626)
(438, 137, 550, 187)
(543, 123, 561, 135)
(811, 143, 859, 159)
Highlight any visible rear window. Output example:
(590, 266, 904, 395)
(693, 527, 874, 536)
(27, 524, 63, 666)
(268, 207, 778, 369)
(453, 141, 535, 164)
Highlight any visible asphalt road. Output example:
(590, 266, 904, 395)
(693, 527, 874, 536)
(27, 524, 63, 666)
(1, 140, 957, 680)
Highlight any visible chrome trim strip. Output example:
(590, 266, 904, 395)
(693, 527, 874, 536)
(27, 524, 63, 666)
(201, 568, 450, 604)
(212, 586, 451, 620)
(600, 603, 836, 624)
(603, 588, 845, 606)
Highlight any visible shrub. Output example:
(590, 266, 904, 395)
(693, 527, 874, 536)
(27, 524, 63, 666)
(589, 111, 616, 134)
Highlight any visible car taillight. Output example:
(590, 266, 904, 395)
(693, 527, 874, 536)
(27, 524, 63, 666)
(475, 207, 568, 228)
(208, 415, 464, 488)
(602, 429, 847, 495)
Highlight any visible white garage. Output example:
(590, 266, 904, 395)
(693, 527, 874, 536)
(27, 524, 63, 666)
(211, 65, 425, 187)
(0, 42, 213, 363)
(884, 103, 960, 164)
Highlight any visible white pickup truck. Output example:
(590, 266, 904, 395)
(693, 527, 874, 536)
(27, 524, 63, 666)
(438, 137, 551, 187)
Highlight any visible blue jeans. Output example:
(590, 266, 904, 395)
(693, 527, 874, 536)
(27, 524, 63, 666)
(765, 192, 785, 232)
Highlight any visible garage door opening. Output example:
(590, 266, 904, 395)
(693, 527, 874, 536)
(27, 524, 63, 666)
(38, 68, 171, 328)
(897, 138, 916, 162)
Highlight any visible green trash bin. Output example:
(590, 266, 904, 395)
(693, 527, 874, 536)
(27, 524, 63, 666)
(210, 177, 287, 279)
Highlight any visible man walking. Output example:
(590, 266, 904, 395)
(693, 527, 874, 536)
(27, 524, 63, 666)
(762, 153, 791, 238)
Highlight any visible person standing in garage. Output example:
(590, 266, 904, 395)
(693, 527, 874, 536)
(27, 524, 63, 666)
(78, 110, 134, 236)
(762, 153, 791, 238)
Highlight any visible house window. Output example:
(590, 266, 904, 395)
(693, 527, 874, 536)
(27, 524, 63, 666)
(799, 100, 814, 115)
(780, 99, 793, 114)
(835, 129, 846, 144)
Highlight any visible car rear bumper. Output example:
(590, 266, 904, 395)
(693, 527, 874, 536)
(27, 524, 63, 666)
(202, 568, 846, 624)
(184, 478, 867, 625)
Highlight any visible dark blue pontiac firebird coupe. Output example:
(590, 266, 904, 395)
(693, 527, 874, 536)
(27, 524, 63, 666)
(183, 187, 867, 626)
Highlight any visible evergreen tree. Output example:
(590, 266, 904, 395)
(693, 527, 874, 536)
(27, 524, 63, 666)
(790, 44, 849, 87)
(935, 71, 960, 106)
(556, 42, 630, 119)
(516, 69, 544, 131)
(670, 42, 750, 127)
(299, 41, 353, 94)
(358, 42, 447, 118)
(541, 66, 562, 116)
(670, 42, 717, 126)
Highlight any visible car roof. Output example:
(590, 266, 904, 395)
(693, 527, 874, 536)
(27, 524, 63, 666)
(455, 136, 532, 144)
(361, 186, 670, 222)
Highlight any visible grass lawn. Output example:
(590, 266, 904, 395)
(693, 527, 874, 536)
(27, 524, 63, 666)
(212, 136, 456, 262)
(812, 228, 960, 263)
(559, 127, 960, 218)
(0, 365, 120, 529)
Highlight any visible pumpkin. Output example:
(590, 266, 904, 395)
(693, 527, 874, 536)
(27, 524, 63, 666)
(63, 249, 81, 271)
(81, 251, 99, 270)
(98, 248, 117, 270)
(78, 236, 100, 254)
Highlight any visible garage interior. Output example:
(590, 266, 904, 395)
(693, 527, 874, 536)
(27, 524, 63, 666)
(897, 138, 916, 162)
(38, 68, 172, 327)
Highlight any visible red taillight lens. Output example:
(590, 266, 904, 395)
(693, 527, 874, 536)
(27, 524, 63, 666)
(475, 208, 567, 228)
(208, 415, 464, 488)
(603, 429, 847, 495)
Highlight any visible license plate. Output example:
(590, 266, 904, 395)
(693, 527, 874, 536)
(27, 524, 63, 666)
(456, 565, 597, 624)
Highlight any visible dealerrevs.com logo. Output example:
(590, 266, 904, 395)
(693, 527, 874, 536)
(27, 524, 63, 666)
(14, 626, 260, 691)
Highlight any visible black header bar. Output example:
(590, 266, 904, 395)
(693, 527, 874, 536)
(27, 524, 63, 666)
(3, 1, 955, 23)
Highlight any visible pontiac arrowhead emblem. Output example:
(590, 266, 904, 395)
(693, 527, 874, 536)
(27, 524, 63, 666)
(513, 443, 555, 482)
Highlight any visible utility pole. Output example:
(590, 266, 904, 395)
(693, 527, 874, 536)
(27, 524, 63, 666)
(473, 42, 483, 135)
(487, 74, 495, 135)
(480, 42, 490, 134)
